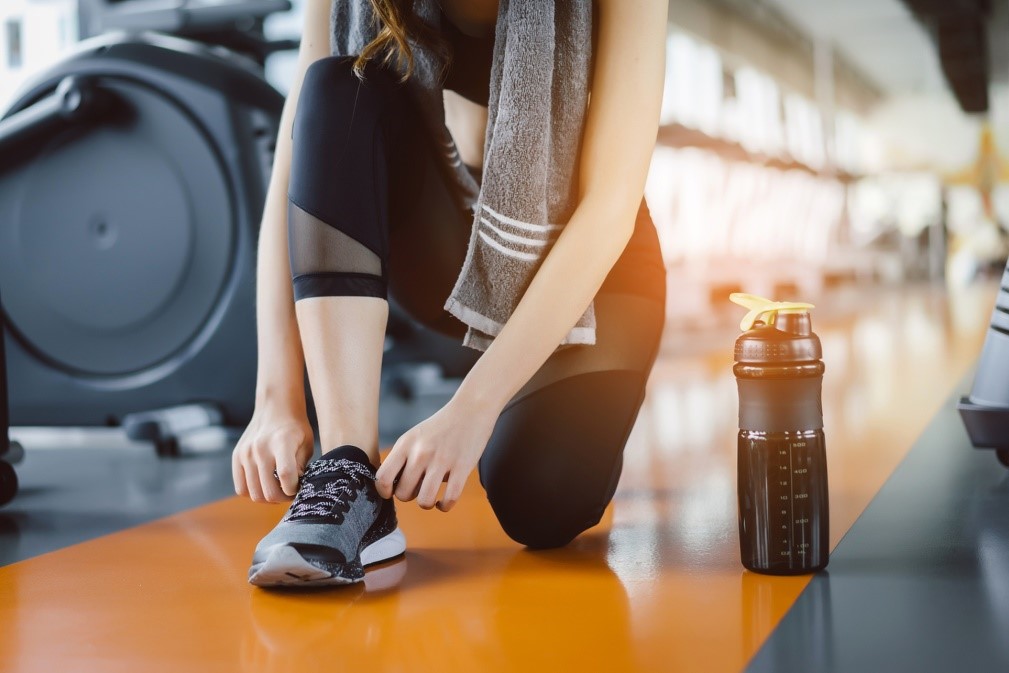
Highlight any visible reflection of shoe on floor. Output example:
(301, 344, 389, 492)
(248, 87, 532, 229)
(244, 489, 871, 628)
(364, 555, 408, 593)
(248, 445, 406, 588)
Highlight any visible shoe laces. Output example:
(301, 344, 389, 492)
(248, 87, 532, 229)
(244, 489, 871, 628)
(282, 459, 377, 523)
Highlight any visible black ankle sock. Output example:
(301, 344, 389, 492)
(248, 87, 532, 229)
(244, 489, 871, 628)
(316, 445, 376, 471)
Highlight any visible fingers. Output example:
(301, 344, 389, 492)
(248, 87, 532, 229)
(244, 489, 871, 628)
(232, 411, 314, 504)
(273, 445, 302, 497)
(232, 450, 248, 496)
(416, 467, 447, 510)
(377, 431, 471, 511)
(375, 442, 407, 499)
(256, 453, 288, 503)
(295, 440, 315, 472)
(242, 455, 266, 502)
(436, 469, 466, 512)
(394, 455, 425, 502)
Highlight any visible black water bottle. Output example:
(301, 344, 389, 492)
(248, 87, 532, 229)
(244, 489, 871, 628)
(731, 294, 829, 575)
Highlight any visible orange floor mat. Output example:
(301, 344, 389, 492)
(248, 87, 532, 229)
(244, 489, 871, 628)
(0, 282, 996, 672)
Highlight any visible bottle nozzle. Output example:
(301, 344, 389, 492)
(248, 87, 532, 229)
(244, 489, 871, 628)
(730, 293, 815, 332)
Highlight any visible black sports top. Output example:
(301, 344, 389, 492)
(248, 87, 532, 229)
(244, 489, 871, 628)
(439, 10, 495, 107)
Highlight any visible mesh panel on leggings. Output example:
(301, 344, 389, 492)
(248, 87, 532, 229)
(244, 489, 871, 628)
(288, 200, 386, 301)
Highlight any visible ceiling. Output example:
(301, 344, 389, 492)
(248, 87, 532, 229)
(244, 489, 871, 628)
(760, 0, 949, 96)
(762, 0, 1008, 114)
(704, 0, 1009, 167)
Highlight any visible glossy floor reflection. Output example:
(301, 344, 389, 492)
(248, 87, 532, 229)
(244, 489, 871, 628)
(0, 281, 999, 673)
(746, 382, 1009, 672)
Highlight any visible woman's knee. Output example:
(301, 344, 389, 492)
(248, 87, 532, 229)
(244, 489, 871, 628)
(477, 370, 647, 549)
(290, 54, 413, 207)
(480, 458, 613, 550)
(485, 486, 607, 550)
(301, 54, 400, 92)
(294, 55, 406, 142)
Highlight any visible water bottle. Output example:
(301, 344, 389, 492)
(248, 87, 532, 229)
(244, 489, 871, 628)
(730, 293, 829, 575)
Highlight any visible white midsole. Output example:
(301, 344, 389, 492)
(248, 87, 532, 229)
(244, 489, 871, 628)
(360, 527, 407, 566)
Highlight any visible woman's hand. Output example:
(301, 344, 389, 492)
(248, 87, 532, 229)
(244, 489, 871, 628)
(375, 396, 500, 512)
(233, 401, 314, 503)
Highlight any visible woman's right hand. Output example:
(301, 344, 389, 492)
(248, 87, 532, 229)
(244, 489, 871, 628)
(233, 402, 315, 503)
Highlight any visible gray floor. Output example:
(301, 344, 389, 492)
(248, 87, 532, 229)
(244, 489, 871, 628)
(0, 437, 236, 567)
(0, 379, 457, 567)
(745, 377, 1009, 673)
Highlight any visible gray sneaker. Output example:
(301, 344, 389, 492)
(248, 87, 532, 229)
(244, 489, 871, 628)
(248, 444, 406, 588)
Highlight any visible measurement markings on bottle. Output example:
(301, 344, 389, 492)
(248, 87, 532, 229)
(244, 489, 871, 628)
(785, 439, 816, 561)
(788, 440, 795, 563)
(787, 437, 811, 556)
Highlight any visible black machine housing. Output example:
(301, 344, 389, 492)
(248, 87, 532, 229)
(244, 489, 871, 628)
(0, 30, 283, 439)
(958, 260, 1009, 467)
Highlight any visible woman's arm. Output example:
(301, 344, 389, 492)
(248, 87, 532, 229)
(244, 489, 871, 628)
(253, 0, 335, 410)
(375, 0, 668, 511)
(232, 0, 334, 502)
(453, 0, 668, 409)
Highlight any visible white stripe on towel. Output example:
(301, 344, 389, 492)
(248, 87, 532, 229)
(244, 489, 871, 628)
(478, 231, 539, 261)
(480, 203, 564, 233)
(480, 217, 554, 246)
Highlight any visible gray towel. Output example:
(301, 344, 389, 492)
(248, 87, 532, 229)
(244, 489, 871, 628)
(330, 0, 595, 352)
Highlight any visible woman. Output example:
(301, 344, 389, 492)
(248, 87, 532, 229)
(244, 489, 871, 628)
(236, 0, 668, 588)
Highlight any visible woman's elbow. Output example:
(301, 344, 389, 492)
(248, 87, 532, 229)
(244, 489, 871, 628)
(573, 188, 644, 240)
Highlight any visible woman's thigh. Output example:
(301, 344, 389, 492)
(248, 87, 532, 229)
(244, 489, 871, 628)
(477, 289, 667, 549)
(286, 52, 471, 328)
(384, 95, 473, 340)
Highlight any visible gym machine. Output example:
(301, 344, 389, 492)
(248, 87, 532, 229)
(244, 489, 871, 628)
(0, 290, 24, 507)
(959, 258, 1009, 468)
(0, 1, 479, 505)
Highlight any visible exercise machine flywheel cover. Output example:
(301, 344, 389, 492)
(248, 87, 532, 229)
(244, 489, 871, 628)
(0, 76, 234, 377)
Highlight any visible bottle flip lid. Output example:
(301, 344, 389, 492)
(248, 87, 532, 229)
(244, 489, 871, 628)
(730, 293, 822, 363)
(730, 293, 815, 332)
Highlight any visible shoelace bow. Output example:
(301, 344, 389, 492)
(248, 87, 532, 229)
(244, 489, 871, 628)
(282, 459, 378, 523)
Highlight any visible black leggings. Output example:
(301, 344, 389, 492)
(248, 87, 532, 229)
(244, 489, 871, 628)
(288, 55, 667, 549)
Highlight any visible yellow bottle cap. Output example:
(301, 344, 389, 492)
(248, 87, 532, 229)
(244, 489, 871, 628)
(729, 293, 815, 332)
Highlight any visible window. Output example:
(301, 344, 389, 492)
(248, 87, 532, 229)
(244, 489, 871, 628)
(5, 18, 23, 69)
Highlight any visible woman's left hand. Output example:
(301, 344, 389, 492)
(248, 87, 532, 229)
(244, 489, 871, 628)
(375, 396, 500, 512)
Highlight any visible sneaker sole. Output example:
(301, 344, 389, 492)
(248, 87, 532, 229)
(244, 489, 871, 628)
(248, 527, 407, 588)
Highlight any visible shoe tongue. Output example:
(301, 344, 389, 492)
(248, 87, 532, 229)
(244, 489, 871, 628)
(303, 445, 376, 482)
(325, 444, 375, 469)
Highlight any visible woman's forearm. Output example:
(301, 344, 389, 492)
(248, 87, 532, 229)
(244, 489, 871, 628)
(254, 92, 306, 410)
(452, 0, 667, 414)
(252, 3, 336, 411)
(452, 196, 636, 413)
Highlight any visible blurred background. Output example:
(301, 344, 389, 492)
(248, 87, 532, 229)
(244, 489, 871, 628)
(648, 0, 1008, 327)
(4, 0, 1006, 305)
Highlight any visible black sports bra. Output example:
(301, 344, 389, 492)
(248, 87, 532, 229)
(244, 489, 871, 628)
(436, 4, 600, 108)
(439, 10, 495, 107)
